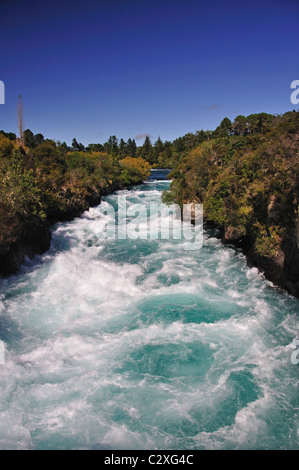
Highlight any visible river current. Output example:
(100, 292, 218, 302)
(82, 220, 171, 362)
(0, 170, 298, 450)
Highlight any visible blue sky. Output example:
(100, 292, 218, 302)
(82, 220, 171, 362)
(0, 0, 298, 145)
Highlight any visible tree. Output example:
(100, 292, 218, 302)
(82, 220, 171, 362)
(2, 148, 45, 220)
(0, 134, 13, 158)
(104, 135, 118, 155)
(246, 113, 275, 134)
(35, 133, 44, 146)
(119, 138, 127, 157)
(214, 117, 233, 137)
(86, 143, 104, 152)
(154, 136, 164, 153)
(72, 138, 85, 152)
(184, 132, 198, 149)
(173, 137, 185, 152)
(196, 130, 209, 143)
(233, 115, 248, 136)
(58, 141, 69, 154)
(24, 129, 36, 148)
(151, 136, 164, 165)
(127, 138, 137, 157)
(17, 95, 24, 146)
(141, 135, 153, 163)
(0, 131, 17, 141)
(120, 157, 151, 184)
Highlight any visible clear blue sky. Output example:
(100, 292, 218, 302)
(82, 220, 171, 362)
(0, 0, 298, 146)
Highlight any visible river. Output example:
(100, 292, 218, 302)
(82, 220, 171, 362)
(0, 170, 298, 449)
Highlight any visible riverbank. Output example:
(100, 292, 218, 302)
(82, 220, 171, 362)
(162, 110, 299, 298)
(0, 171, 298, 450)
(220, 223, 299, 298)
(0, 139, 151, 276)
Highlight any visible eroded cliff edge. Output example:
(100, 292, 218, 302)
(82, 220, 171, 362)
(162, 111, 299, 299)
(222, 217, 299, 299)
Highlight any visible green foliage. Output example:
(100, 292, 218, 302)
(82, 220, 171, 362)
(0, 130, 17, 141)
(213, 117, 233, 137)
(120, 157, 151, 184)
(126, 138, 137, 158)
(72, 138, 85, 152)
(1, 110, 297, 267)
(24, 129, 36, 148)
(0, 133, 153, 248)
(0, 149, 46, 220)
(104, 135, 118, 155)
(254, 224, 283, 258)
(163, 110, 299, 261)
(23, 129, 45, 148)
(0, 134, 13, 158)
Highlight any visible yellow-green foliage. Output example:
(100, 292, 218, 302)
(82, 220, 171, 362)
(254, 224, 283, 258)
(120, 156, 151, 184)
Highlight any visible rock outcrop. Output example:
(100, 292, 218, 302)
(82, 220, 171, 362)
(0, 219, 52, 277)
(221, 218, 299, 299)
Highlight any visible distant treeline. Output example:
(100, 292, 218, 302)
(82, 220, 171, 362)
(1, 111, 289, 169)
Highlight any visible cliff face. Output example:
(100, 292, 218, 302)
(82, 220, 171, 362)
(281, 223, 299, 297)
(222, 216, 299, 299)
(221, 192, 299, 297)
(0, 219, 52, 276)
(0, 180, 140, 278)
(0, 190, 103, 278)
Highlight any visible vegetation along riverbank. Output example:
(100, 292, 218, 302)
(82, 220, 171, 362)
(0, 110, 298, 298)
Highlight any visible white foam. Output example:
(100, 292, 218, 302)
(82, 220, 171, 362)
(0, 175, 298, 450)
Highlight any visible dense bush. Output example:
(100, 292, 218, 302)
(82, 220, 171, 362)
(0, 136, 151, 249)
(163, 110, 299, 259)
(120, 156, 151, 184)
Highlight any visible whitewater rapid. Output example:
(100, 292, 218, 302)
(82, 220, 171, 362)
(0, 170, 298, 450)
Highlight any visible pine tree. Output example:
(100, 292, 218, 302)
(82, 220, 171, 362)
(127, 138, 137, 157)
(119, 138, 127, 157)
(142, 135, 153, 163)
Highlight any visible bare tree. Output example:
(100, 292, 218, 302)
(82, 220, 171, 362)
(17, 94, 24, 146)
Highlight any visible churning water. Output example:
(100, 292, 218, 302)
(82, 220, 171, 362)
(0, 170, 298, 450)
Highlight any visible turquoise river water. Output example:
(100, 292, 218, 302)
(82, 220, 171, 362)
(0, 170, 298, 450)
